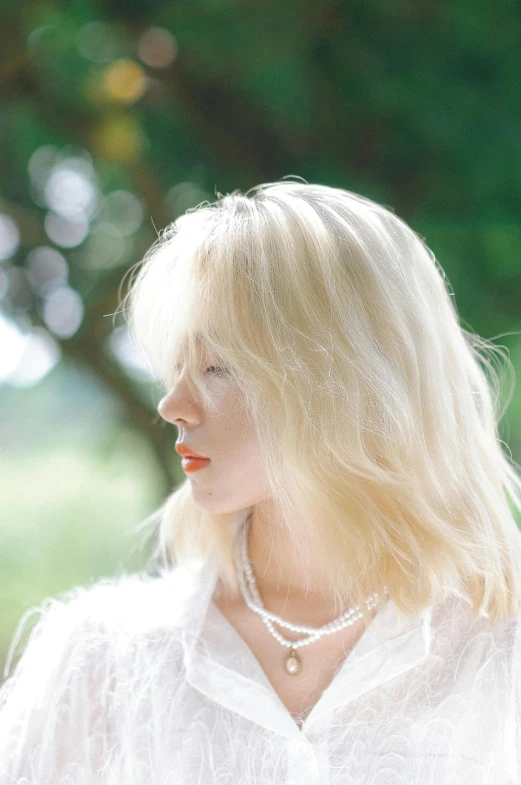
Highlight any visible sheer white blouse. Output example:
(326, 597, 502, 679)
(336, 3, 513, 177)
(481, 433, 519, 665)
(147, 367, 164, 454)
(1, 548, 521, 784)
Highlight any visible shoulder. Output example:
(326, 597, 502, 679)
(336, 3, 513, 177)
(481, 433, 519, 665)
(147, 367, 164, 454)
(0, 564, 205, 782)
(3, 564, 197, 682)
(428, 589, 521, 663)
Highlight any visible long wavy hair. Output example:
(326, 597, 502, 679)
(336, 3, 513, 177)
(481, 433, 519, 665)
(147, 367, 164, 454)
(117, 177, 521, 626)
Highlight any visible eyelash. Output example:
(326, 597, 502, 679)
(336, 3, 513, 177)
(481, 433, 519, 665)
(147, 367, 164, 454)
(205, 366, 228, 377)
(173, 364, 229, 379)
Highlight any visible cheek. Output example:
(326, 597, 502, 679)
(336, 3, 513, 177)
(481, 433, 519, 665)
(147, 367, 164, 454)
(210, 389, 265, 468)
(221, 412, 263, 467)
(223, 421, 258, 462)
(235, 433, 268, 486)
(211, 389, 253, 434)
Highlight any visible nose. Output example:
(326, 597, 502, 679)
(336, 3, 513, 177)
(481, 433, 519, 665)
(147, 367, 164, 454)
(157, 395, 168, 418)
(156, 378, 201, 426)
(157, 391, 181, 421)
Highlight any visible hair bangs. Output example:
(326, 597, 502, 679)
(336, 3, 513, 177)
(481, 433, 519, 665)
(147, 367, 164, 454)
(121, 214, 227, 399)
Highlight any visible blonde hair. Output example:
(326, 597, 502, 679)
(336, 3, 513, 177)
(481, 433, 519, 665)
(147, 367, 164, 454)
(118, 177, 521, 626)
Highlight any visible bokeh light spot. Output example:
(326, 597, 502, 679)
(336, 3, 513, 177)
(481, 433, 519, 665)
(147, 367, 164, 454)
(84, 227, 126, 269)
(42, 285, 84, 339)
(44, 160, 99, 220)
(76, 20, 119, 63)
(103, 59, 147, 103)
(0, 214, 21, 260)
(25, 246, 69, 297)
(0, 318, 60, 388)
(92, 115, 143, 163)
(94, 190, 144, 236)
(44, 211, 89, 248)
(138, 27, 178, 69)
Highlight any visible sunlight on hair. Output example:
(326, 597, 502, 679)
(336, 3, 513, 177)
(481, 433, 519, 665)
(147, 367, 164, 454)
(116, 177, 521, 625)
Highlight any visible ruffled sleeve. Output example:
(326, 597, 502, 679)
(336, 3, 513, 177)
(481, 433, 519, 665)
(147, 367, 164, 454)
(0, 583, 118, 784)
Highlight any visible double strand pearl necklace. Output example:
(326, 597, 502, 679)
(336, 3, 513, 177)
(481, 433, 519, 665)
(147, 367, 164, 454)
(236, 515, 389, 676)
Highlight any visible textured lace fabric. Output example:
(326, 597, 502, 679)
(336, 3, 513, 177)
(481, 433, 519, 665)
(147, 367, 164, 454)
(1, 537, 521, 783)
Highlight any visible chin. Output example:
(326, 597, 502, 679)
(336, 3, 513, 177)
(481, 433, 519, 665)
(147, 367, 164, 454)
(190, 492, 253, 519)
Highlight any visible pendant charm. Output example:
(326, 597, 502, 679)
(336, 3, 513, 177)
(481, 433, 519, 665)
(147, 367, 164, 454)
(284, 647, 302, 675)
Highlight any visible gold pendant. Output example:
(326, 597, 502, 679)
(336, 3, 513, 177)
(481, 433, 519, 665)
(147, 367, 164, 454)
(284, 647, 302, 675)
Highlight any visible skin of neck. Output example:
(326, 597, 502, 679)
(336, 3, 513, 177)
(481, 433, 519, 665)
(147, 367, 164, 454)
(243, 499, 349, 626)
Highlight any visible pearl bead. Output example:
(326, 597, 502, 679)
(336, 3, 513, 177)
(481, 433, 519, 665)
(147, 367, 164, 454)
(235, 514, 389, 667)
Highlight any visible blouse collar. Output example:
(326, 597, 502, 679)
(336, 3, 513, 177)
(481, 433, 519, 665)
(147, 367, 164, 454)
(176, 509, 434, 741)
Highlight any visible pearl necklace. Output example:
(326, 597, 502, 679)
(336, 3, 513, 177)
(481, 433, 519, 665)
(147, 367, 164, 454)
(236, 515, 389, 676)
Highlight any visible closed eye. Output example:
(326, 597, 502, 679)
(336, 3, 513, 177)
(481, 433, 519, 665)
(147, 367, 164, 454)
(172, 363, 229, 379)
(205, 366, 229, 377)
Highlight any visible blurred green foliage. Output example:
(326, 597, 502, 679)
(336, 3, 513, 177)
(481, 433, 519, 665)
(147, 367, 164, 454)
(1, 0, 521, 669)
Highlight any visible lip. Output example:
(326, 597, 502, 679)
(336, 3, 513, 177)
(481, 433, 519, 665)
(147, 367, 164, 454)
(180, 456, 211, 473)
(175, 443, 210, 460)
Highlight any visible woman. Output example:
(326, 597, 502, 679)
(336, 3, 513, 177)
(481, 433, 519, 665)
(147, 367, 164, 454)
(1, 178, 521, 783)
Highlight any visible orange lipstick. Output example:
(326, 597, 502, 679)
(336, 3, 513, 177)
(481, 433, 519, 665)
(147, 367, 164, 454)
(180, 456, 211, 472)
(175, 443, 211, 473)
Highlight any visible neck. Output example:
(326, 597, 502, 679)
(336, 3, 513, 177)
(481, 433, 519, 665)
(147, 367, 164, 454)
(242, 501, 344, 625)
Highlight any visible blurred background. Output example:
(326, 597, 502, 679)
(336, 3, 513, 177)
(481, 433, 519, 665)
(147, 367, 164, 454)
(1, 1, 521, 674)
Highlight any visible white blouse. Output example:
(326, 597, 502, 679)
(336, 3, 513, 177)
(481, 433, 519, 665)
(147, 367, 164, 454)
(1, 549, 521, 784)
